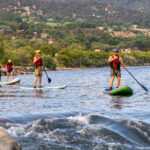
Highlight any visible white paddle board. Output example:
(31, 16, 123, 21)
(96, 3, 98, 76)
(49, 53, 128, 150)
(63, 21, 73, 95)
(20, 85, 67, 90)
(0, 78, 21, 85)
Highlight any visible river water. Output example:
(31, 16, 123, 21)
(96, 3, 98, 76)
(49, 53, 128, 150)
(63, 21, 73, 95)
(0, 67, 150, 150)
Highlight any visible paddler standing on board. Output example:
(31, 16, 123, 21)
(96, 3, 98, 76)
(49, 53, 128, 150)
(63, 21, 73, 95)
(33, 50, 43, 88)
(108, 49, 126, 90)
(6, 59, 14, 82)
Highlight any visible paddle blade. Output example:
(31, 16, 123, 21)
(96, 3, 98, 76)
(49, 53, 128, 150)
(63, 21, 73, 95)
(141, 85, 148, 92)
(48, 78, 51, 83)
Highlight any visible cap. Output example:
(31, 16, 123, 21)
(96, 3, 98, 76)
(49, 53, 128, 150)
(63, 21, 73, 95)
(113, 49, 119, 52)
(36, 50, 41, 54)
(8, 59, 11, 63)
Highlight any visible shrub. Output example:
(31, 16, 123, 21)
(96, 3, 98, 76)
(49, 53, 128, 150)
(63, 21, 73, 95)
(42, 57, 56, 70)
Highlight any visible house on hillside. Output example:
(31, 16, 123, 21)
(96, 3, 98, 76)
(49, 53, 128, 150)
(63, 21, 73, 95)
(36, 10, 43, 16)
(72, 13, 76, 18)
(48, 37, 55, 44)
(22, 6, 31, 16)
(32, 5, 37, 9)
(17, 2, 21, 7)
(94, 49, 101, 52)
(111, 31, 136, 37)
(4, 29, 13, 34)
(41, 33, 48, 39)
(31, 37, 37, 41)
(97, 27, 104, 30)
(131, 25, 138, 29)
(31, 37, 42, 42)
(22, 18, 29, 22)
(121, 48, 131, 53)
(17, 29, 26, 34)
(47, 18, 54, 22)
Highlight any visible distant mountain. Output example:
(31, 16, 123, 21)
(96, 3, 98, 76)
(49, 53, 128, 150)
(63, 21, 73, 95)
(97, 0, 150, 14)
(0, 0, 149, 26)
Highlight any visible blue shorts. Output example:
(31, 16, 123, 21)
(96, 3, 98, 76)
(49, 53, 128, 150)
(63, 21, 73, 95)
(8, 69, 13, 73)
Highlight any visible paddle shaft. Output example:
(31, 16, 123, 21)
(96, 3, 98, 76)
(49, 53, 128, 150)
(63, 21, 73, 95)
(125, 68, 148, 91)
(126, 69, 141, 85)
(43, 68, 51, 83)
(44, 69, 49, 78)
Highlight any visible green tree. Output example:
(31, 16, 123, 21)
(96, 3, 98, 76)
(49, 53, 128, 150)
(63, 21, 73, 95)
(40, 43, 58, 56)
(42, 57, 56, 70)
(0, 37, 5, 63)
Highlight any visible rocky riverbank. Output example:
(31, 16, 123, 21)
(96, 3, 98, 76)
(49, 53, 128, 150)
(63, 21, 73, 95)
(1, 64, 150, 76)
(0, 66, 90, 75)
(0, 66, 34, 75)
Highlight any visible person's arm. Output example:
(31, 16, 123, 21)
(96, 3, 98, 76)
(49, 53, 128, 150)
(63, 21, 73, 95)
(119, 57, 126, 69)
(108, 56, 113, 62)
(33, 56, 39, 64)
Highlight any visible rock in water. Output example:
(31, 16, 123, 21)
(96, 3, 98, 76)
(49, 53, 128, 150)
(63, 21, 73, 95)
(0, 127, 21, 150)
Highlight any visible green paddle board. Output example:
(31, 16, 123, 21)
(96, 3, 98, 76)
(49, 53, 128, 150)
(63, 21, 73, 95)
(104, 86, 133, 96)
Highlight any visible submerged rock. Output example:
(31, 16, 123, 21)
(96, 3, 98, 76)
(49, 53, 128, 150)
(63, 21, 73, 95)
(0, 127, 21, 150)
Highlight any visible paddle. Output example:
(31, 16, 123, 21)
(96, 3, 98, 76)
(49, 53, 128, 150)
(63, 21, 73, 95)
(44, 68, 51, 83)
(125, 68, 148, 92)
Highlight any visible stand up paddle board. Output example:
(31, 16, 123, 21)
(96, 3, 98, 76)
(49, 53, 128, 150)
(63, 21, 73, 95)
(0, 78, 21, 85)
(104, 86, 133, 96)
(20, 85, 67, 90)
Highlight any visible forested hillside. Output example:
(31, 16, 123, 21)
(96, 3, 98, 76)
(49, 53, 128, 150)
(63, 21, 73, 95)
(0, 0, 149, 26)
(98, 0, 150, 14)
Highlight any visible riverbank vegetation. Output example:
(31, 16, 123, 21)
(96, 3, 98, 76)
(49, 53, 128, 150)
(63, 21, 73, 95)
(1, 32, 150, 70)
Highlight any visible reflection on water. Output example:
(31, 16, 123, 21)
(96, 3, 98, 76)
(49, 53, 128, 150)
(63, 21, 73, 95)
(34, 89, 45, 98)
(110, 96, 123, 109)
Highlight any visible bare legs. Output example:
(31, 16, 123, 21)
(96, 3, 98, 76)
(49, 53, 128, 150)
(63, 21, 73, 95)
(7, 72, 9, 82)
(34, 76, 38, 87)
(34, 75, 42, 87)
(39, 76, 42, 87)
(11, 72, 14, 80)
(116, 77, 120, 88)
(110, 77, 115, 88)
(110, 76, 120, 88)
(7, 72, 14, 82)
